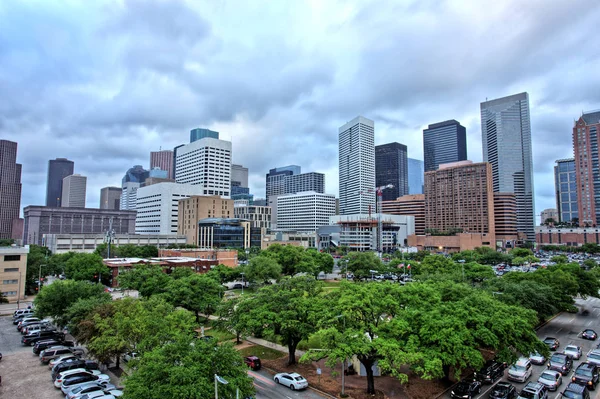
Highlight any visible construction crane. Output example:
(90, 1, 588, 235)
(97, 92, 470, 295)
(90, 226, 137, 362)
(358, 184, 394, 256)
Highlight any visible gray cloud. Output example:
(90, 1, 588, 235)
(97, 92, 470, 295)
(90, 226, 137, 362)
(0, 0, 598, 220)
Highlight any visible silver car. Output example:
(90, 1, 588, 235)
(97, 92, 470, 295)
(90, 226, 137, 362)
(529, 352, 546, 365)
(65, 382, 117, 399)
(564, 345, 582, 360)
(587, 349, 600, 367)
(537, 369, 562, 391)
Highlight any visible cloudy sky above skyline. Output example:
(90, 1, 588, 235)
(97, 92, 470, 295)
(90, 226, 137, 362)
(2, 0, 600, 221)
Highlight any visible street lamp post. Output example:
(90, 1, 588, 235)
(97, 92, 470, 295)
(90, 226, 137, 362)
(345, 259, 349, 280)
(240, 272, 245, 295)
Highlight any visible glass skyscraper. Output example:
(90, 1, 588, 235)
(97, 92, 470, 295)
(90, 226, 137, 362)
(554, 158, 578, 223)
(46, 158, 74, 207)
(481, 92, 535, 241)
(190, 128, 219, 143)
(423, 120, 467, 172)
(408, 158, 424, 195)
(375, 142, 408, 201)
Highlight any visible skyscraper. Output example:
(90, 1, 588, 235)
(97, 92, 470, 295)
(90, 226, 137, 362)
(46, 158, 74, 207)
(0, 140, 22, 239)
(554, 158, 577, 224)
(408, 158, 424, 194)
(100, 187, 121, 210)
(338, 116, 375, 215)
(190, 128, 219, 143)
(265, 165, 301, 198)
(573, 111, 600, 227)
(61, 174, 87, 208)
(423, 120, 467, 172)
(175, 136, 232, 197)
(150, 150, 174, 179)
(120, 165, 149, 210)
(232, 164, 249, 189)
(481, 92, 535, 241)
(375, 142, 408, 201)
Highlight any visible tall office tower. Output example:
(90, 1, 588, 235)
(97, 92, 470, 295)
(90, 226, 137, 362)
(481, 92, 535, 241)
(276, 191, 336, 232)
(172, 144, 184, 181)
(100, 187, 121, 210)
(375, 142, 408, 201)
(46, 158, 74, 207)
(574, 111, 600, 227)
(424, 161, 495, 236)
(178, 195, 234, 245)
(286, 172, 325, 194)
(0, 140, 22, 239)
(554, 158, 578, 224)
(120, 165, 149, 210)
(232, 164, 249, 188)
(493, 192, 518, 247)
(150, 150, 174, 179)
(423, 120, 467, 172)
(190, 128, 219, 143)
(175, 136, 232, 197)
(266, 165, 301, 197)
(61, 174, 87, 208)
(338, 116, 375, 215)
(408, 158, 424, 194)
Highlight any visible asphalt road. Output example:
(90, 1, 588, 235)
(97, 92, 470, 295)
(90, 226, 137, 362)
(0, 315, 33, 355)
(443, 295, 600, 399)
(250, 369, 329, 399)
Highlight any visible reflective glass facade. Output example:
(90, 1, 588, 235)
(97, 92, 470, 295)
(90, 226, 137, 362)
(408, 158, 424, 195)
(375, 142, 408, 201)
(46, 158, 74, 207)
(554, 158, 578, 223)
(423, 120, 467, 172)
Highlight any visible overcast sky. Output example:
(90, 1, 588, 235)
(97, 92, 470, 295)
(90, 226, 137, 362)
(2, 0, 599, 222)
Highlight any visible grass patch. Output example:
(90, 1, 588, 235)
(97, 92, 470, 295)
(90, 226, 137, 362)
(230, 287, 255, 296)
(320, 281, 341, 288)
(298, 334, 324, 351)
(204, 328, 236, 342)
(238, 345, 285, 360)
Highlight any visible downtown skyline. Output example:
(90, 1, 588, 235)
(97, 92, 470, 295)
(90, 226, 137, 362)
(1, 1, 599, 221)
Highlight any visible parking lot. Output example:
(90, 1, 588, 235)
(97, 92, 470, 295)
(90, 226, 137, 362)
(0, 315, 118, 399)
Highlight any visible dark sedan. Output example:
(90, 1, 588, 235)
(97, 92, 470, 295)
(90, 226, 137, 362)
(582, 329, 598, 340)
(489, 381, 516, 399)
(450, 378, 481, 399)
(544, 337, 560, 351)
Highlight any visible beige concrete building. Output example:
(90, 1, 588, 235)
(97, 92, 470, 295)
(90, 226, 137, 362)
(424, 161, 495, 238)
(494, 192, 518, 248)
(381, 194, 425, 235)
(178, 196, 234, 245)
(234, 205, 272, 229)
(0, 245, 29, 302)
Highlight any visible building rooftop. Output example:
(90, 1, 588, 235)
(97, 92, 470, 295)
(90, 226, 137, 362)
(582, 110, 600, 125)
(198, 218, 249, 225)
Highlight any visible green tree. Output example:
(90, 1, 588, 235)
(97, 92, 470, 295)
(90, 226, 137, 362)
(34, 280, 110, 327)
(165, 273, 224, 322)
(117, 264, 171, 298)
(583, 259, 598, 270)
(240, 276, 324, 365)
(64, 253, 110, 282)
(551, 255, 568, 264)
(206, 264, 241, 284)
(216, 297, 252, 344)
(344, 252, 382, 280)
(123, 338, 255, 399)
(94, 243, 117, 259)
(419, 254, 459, 276)
(463, 262, 495, 284)
(65, 295, 113, 338)
(510, 248, 534, 258)
(25, 245, 53, 294)
(244, 256, 281, 284)
(0, 238, 15, 246)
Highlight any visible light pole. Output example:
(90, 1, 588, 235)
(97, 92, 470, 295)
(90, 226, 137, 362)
(215, 374, 239, 399)
(38, 263, 47, 292)
(240, 272, 245, 295)
(344, 259, 349, 280)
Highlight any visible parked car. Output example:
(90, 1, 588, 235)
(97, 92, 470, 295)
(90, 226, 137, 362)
(561, 382, 591, 399)
(450, 377, 482, 399)
(530, 352, 547, 365)
(82, 389, 123, 398)
(54, 369, 102, 388)
(273, 372, 308, 391)
(489, 381, 516, 399)
(548, 352, 573, 375)
(565, 345, 583, 360)
(572, 362, 599, 391)
(33, 339, 74, 355)
(582, 329, 598, 340)
(543, 337, 560, 351)
(12, 309, 34, 322)
(22, 330, 64, 346)
(16, 317, 40, 331)
(61, 374, 111, 394)
(517, 382, 548, 399)
(53, 360, 99, 381)
(475, 359, 505, 384)
(49, 354, 81, 369)
(65, 382, 117, 399)
(537, 370, 562, 391)
(508, 357, 533, 382)
(587, 349, 600, 367)
(244, 356, 261, 371)
(121, 352, 138, 363)
(40, 347, 83, 364)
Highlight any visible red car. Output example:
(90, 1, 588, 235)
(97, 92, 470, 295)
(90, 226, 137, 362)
(244, 356, 261, 371)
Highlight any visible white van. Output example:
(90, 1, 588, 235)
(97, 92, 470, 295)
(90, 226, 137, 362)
(12, 308, 34, 321)
(508, 357, 533, 382)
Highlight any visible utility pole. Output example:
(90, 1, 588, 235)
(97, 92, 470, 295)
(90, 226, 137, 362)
(103, 217, 115, 284)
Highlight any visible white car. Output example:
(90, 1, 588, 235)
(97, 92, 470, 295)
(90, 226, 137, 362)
(83, 390, 122, 398)
(537, 369, 562, 391)
(273, 372, 308, 391)
(507, 357, 532, 382)
(65, 382, 117, 399)
(587, 349, 600, 367)
(564, 345, 582, 360)
(54, 369, 102, 388)
(61, 374, 111, 394)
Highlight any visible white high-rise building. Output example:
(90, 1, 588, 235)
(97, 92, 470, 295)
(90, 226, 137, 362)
(121, 182, 140, 211)
(276, 191, 336, 232)
(231, 164, 249, 188)
(338, 116, 375, 215)
(61, 174, 87, 208)
(135, 182, 205, 235)
(481, 92, 535, 241)
(175, 137, 232, 198)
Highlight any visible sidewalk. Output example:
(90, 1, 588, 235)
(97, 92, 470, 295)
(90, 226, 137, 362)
(244, 336, 306, 357)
